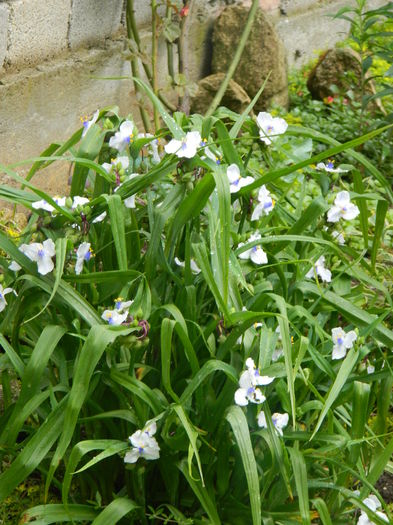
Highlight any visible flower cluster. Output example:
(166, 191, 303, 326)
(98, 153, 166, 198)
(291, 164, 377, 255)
(234, 358, 274, 406)
(124, 420, 160, 464)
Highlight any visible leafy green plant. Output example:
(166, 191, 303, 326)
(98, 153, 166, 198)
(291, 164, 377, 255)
(0, 79, 392, 524)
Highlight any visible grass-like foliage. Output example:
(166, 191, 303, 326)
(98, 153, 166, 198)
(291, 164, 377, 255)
(0, 83, 392, 524)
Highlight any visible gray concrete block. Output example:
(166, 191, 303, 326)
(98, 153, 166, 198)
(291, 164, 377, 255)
(7, 0, 71, 67)
(0, 41, 139, 195)
(68, 0, 124, 49)
(0, 3, 9, 69)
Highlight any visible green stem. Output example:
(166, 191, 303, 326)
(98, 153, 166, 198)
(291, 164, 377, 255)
(166, 5, 176, 86)
(127, 0, 176, 113)
(151, 0, 160, 131)
(205, 0, 259, 117)
(126, 0, 152, 132)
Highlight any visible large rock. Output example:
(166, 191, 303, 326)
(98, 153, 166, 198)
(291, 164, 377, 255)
(307, 47, 374, 101)
(212, 5, 288, 111)
(191, 73, 251, 115)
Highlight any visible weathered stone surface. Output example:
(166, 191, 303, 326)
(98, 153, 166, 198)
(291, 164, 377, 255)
(307, 47, 368, 100)
(0, 41, 138, 197)
(191, 73, 251, 114)
(68, 0, 124, 49)
(7, 0, 71, 68)
(276, 0, 388, 67)
(212, 5, 288, 111)
(0, 3, 8, 69)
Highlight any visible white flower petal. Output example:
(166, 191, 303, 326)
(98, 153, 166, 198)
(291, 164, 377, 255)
(164, 138, 182, 155)
(342, 203, 360, 221)
(257, 411, 267, 428)
(124, 449, 140, 464)
(332, 344, 347, 360)
(250, 246, 268, 265)
(327, 205, 342, 223)
(234, 387, 249, 406)
(344, 330, 357, 348)
(92, 212, 107, 223)
(9, 260, 22, 272)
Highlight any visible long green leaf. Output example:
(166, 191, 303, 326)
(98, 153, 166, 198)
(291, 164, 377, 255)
(20, 504, 98, 524)
(178, 459, 221, 525)
(0, 325, 66, 446)
(91, 498, 138, 525)
(0, 398, 66, 502)
(46, 325, 134, 494)
(226, 405, 261, 525)
(105, 194, 128, 270)
(311, 348, 359, 439)
(288, 447, 310, 525)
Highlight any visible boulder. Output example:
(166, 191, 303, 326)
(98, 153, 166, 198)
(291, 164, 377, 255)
(212, 5, 288, 111)
(190, 73, 251, 114)
(307, 47, 375, 101)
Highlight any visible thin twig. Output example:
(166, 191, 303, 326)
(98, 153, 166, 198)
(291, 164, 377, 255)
(127, 0, 176, 113)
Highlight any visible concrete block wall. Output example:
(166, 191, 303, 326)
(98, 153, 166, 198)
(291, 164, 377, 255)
(0, 0, 389, 196)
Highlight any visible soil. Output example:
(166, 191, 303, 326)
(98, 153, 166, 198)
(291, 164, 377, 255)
(376, 472, 393, 505)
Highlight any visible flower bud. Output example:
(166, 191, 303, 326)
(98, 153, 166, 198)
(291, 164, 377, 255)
(103, 118, 114, 130)
(66, 197, 73, 208)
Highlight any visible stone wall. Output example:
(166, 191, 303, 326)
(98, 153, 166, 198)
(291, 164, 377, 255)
(0, 0, 389, 194)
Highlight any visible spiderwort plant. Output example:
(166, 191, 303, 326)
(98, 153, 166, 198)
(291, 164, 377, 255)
(0, 93, 392, 525)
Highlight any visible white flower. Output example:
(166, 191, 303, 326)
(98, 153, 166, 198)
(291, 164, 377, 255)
(306, 255, 331, 283)
(124, 423, 160, 464)
(331, 327, 357, 360)
(101, 309, 128, 326)
(257, 411, 289, 436)
(234, 358, 274, 406)
(75, 242, 93, 275)
(114, 298, 133, 312)
(32, 199, 55, 213)
(0, 284, 16, 312)
(251, 185, 274, 220)
(327, 191, 360, 223)
(164, 131, 202, 159)
(256, 112, 288, 145)
(238, 233, 268, 265)
(9, 260, 22, 272)
(357, 495, 389, 524)
(137, 133, 161, 163)
(174, 257, 201, 274)
(72, 196, 90, 209)
(332, 230, 345, 245)
(19, 239, 56, 275)
(102, 156, 130, 176)
(81, 110, 99, 137)
(227, 164, 254, 193)
(32, 196, 66, 214)
(109, 120, 136, 152)
(316, 161, 348, 173)
(92, 212, 107, 223)
(367, 364, 375, 374)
